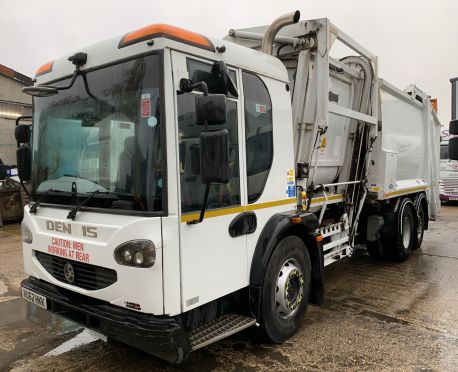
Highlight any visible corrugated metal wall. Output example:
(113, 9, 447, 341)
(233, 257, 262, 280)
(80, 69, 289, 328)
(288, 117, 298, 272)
(0, 74, 32, 166)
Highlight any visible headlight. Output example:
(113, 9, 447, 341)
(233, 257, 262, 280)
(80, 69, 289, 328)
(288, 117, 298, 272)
(114, 240, 156, 268)
(21, 222, 33, 244)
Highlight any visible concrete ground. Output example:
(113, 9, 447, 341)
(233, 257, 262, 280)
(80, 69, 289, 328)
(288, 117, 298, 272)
(1, 205, 457, 371)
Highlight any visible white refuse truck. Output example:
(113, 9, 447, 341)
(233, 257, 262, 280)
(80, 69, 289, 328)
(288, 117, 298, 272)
(17, 11, 441, 363)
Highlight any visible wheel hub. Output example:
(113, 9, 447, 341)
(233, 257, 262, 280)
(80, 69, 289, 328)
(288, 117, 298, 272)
(275, 259, 304, 319)
(417, 212, 423, 240)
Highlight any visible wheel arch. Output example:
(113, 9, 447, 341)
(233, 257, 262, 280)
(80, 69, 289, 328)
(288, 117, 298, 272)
(248, 212, 323, 320)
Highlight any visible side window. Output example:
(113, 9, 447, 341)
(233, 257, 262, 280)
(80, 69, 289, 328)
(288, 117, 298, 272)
(178, 63, 240, 213)
(243, 72, 273, 203)
(187, 59, 238, 98)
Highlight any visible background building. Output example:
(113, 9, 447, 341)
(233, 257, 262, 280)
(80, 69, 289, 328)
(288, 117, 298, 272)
(0, 64, 32, 165)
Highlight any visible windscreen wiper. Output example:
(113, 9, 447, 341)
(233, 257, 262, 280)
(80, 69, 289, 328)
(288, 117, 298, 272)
(67, 189, 107, 220)
(29, 189, 64, 214)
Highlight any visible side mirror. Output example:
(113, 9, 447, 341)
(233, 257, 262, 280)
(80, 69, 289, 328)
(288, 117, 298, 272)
(16, 146, 31, 182)
(22, 85, 58, 97)
(212, 61, 238, 98)
(196, 94, 227, 125)
(200, 129, 229, 184)
(15, 124, 31, 144)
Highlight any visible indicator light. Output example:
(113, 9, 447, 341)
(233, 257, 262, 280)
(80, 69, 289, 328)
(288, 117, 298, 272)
(35, 61, 54, 77)
(118, 23, 215, 51)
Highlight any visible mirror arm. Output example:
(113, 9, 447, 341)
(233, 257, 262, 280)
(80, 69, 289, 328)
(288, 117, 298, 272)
(179, 79, 209, 96)
(57, 71, 78, 91)
(187, 183, 211, 225)
(82, 73, 96, 99)
(20, 180, 30, 197)
(58, 70, 112, 107)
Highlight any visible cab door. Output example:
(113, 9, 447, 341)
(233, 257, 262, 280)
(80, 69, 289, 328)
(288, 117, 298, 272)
(171, 51, 248, 312)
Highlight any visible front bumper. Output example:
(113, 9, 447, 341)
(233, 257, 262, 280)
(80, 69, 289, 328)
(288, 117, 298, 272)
(439, 193, 458, 201)
(22, 277, 190, 363)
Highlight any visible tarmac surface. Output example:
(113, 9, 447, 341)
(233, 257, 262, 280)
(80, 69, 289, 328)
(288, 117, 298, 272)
(0, 204, 457, 371)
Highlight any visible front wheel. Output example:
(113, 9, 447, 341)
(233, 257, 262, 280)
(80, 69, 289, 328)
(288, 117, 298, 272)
(260, 236, 311, 343)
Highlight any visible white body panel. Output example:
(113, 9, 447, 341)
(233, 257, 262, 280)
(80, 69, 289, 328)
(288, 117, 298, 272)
(367, 80, 441, 218)
(244, 75, 297, 272)
(172, 50, 248, 312)
(171, 50, 296, 312)
(22, 208, 164, 314)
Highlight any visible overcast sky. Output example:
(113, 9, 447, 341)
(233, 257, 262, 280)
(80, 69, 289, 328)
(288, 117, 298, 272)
(1, 0, 456, 125)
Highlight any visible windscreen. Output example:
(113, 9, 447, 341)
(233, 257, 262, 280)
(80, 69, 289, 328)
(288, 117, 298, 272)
(31, 54, 164, 212)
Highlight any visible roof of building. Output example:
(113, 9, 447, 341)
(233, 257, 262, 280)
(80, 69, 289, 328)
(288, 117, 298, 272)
(0, 64, 32, 86)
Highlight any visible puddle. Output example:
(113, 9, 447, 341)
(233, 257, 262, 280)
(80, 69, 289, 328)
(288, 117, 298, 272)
(0, 297, 82, 335)
(0, 279, 7, 296)
(45, 328, 106, 356)
(0, 274, 105, 365)
(0, 298, 55, 327)
(0, 298, 90, 370)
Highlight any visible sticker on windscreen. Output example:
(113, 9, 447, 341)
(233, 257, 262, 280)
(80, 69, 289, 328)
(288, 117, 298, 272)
(255, 104, 267, 114)
(147, 116, 158, 128)
(141, 93, 151, 118)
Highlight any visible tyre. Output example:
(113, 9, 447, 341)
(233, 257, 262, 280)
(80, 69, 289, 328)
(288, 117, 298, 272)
(382, 198, 415, 262)
(261, 236, 311, 343)
(366, 239, 384, 260)
(412, 204, 425, 250)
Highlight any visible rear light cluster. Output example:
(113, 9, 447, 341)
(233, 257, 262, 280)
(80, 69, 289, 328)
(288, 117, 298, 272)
(114, 240, 156, 268)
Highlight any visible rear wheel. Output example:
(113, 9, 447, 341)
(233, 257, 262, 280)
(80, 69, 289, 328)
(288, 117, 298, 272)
(261, 236, 311, 343)
(382, 198, 415, 262)
(412, 205, 425, 250)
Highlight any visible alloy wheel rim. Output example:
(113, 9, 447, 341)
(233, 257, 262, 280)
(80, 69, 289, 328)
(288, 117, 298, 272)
(275, 258, 304, 319)
(402, 214, 412, 249)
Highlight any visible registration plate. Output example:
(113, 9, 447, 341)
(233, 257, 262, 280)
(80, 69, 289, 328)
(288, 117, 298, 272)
(450, 197, 458, 201)
(22, 287, 47, 309)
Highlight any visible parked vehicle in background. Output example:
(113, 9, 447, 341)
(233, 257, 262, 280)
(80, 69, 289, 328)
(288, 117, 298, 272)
(440, 129, 458, 202)
(446, 78, 458, 198)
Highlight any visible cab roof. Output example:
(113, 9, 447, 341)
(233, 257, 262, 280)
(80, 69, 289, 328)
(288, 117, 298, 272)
(35, 23, 289, 85)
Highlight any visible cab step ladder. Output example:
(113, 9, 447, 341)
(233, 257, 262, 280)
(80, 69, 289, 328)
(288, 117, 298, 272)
(189, 314, 256, 350)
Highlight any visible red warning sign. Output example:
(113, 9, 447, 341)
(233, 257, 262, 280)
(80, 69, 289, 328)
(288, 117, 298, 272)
(141, 93, 151, 118)
(47, 237, 90, 263)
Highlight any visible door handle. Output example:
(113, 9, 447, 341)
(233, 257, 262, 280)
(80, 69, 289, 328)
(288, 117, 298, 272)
(228, 212, 257, 238)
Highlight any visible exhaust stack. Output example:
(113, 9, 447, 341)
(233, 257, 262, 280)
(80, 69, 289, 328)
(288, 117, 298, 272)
(261, 10, 300, 55)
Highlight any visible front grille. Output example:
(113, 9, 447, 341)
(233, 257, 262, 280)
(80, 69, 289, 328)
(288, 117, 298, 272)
(35, 251, 117, 290)
(442, 178, 458, 194)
